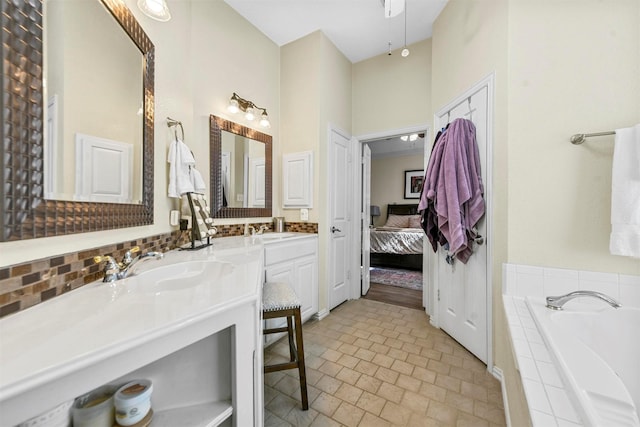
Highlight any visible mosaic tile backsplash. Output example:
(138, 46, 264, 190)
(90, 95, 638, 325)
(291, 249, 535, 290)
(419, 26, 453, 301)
(0, 222, 318, 317)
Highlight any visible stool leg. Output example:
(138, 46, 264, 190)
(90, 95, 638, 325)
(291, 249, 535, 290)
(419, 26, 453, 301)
(286, 315, 295, 362)
(293, 307, 309, 410)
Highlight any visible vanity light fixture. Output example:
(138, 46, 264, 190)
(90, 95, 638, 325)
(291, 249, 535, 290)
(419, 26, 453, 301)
(137, 0, 171, 22)
(227, 92, 271, 128)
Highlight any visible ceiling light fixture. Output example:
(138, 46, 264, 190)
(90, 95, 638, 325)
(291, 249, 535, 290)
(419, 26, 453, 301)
(401, 1, 410, 57)
(383, 0, 404, 18)
(227, 93, 271, 128)
(137, 0, 171, 22)
(401, 133, 418, 142)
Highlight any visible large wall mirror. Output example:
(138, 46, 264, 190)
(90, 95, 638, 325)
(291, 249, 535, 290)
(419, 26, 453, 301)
(0, 0, 154, 242)
(210, 115, 272, 218)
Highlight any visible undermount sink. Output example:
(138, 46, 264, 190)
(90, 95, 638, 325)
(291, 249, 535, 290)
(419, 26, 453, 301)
(254, 232, 300, 241)
(133, 260, 235, 292)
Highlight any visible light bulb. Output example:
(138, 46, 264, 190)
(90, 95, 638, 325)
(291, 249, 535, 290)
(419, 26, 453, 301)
(259, 112, 270, 128)
(227, 98, 239, 114)
(401, 135, 408, 142)
(245, 107, 255, 121)
(409, 133, 418, 141)
(401, 48, 410, 57)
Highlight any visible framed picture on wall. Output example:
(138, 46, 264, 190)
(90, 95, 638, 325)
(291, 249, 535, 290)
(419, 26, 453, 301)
(404, 170, 424, 199)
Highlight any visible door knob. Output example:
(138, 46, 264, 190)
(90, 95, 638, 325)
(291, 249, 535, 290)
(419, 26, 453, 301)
(331, 226, 341, 233)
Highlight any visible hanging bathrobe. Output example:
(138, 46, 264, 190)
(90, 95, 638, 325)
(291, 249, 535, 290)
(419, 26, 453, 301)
(420, 118, 485, 263)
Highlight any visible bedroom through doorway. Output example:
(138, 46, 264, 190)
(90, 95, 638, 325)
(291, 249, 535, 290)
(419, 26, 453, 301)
(359, 129, 428, 311)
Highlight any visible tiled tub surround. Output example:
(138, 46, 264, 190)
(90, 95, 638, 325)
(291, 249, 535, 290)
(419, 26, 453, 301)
(0, 222, 318, 317)
(502, 263, 640, 427)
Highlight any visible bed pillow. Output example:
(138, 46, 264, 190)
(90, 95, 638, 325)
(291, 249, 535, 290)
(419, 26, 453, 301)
(384, 214, 410, 228)
(408, 215, 422, 229)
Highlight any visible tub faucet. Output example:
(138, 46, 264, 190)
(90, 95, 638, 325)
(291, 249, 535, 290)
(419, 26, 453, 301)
(95, 250, 163, 282)
(545, 291, 622, 310)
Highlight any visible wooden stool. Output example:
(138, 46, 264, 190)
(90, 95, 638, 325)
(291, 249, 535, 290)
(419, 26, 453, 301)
(262, 282, 309, 410)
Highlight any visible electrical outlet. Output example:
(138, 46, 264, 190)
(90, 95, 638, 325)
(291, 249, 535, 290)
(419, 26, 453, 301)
(300, 208, 309, 221)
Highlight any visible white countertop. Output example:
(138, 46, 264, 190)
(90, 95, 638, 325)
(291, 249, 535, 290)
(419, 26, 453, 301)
(0, 235, 288, 425)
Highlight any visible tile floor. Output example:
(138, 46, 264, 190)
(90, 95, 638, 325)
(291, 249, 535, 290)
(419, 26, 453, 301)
(263, 299, 506, 426)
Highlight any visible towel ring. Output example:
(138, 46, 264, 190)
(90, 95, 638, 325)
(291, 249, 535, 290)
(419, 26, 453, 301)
(167, 117, 184, 141)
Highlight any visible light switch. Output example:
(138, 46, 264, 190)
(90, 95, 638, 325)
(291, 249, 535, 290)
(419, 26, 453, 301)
(170, 210, 180, 226)
(300, 208, 309, 221)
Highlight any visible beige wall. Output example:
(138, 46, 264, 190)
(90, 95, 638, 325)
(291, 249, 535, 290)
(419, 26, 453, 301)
(1, 0, 281, 267)
(280, 31, 352, 313)
(508, 0, 640, 276)
(370, 154, 424, 227)
(353, 39, 432, 137)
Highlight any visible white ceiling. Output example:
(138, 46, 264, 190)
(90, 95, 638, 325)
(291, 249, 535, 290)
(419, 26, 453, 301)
(223, 0, 448, 63)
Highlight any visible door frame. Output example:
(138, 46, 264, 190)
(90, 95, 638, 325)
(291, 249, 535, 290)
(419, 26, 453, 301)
(430, 73, 495, 371)
(351, 123, 431, 308)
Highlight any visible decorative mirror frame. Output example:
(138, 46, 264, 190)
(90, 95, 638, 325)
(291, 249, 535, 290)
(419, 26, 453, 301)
(209, 115, 272, 218)
(0, 0, 154, 242)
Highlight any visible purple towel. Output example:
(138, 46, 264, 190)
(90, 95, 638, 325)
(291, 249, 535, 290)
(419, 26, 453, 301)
(420, 118, 485, 263)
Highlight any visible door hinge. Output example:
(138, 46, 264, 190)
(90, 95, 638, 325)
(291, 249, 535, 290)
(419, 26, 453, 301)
(437, 289, 440, 301)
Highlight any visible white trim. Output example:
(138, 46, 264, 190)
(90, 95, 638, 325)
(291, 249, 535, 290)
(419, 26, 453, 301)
(313, 308, 330, 321)
(493, 366, 512, 427)
(431, 72, 495, 371)
(353, 122, 431, 312)
(44, 95, 59, 199)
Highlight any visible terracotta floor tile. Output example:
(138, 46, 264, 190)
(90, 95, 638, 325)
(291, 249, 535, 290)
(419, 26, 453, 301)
(264, 299, 506, 427)
(335, 366, 361, 385)
(333, 382, 363, 405)
(380, 400, 413, 425)
(358, 412, 392, 427)
(356, 390, 387, 416)
(332, 401, 365, 427)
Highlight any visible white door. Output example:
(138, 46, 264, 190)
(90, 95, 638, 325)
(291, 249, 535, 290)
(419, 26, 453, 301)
(361, 144, 372, 295)
(433, 85, 490, 363)
(328, 128, 351, 309)
(75, 133, 133, 203)
(248, 157, 265, 208)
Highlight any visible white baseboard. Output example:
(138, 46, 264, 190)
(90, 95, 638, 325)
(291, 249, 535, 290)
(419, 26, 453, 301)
(492, 366, 512, 427)
(313, 309, 330, 321)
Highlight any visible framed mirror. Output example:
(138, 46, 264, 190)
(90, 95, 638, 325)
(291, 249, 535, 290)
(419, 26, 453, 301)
(210, 115, 272, 218)
(0, 0, 155, 242)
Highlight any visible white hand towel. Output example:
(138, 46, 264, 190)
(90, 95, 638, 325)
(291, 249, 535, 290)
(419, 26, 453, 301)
(609, 124, 640, 258)
(167, 138, 196, 198)
(190, 167, 207, 193)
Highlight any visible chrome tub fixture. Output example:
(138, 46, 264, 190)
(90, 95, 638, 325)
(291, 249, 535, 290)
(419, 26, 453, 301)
(545, 290, 622, 310)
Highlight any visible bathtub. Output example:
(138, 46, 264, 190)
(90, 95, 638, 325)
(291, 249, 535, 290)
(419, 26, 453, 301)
(526, 297, 640, 427)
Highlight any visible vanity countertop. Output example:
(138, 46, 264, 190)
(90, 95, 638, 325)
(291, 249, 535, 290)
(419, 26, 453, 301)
(0, 235, 277, 426)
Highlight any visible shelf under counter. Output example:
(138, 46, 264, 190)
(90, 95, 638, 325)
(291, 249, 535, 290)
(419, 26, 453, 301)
(152, 401, 233, 426)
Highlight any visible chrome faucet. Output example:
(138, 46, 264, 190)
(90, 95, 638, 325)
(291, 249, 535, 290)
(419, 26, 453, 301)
(95, 248, 163, 282)
(257, 225, 268, 235)
(545, 291, 622, 310)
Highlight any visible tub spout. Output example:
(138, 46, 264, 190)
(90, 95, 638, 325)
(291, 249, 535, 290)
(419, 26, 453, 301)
(546, 291, 622, 310)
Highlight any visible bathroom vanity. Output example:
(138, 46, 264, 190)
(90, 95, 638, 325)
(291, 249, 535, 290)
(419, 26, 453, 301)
(0, 236, 274, 427)
(260, 233, 319, 346)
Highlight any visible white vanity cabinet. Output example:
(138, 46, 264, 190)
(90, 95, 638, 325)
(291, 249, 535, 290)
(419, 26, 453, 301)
(0, 242, 264, 427)
(263, 235, 318, 344)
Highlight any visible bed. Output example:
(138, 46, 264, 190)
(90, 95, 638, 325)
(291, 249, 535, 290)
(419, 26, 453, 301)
(369, 204, 424, 271)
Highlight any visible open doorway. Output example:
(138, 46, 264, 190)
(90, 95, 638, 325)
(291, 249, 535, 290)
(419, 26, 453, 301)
(356, 127, 429, 311)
